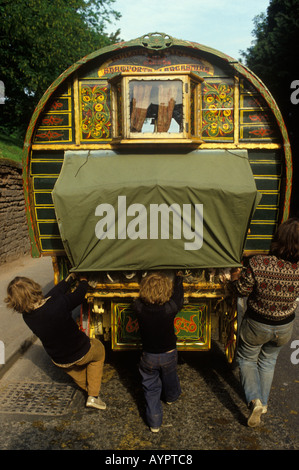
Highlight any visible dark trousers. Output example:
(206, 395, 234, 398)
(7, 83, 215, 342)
(139, 349, 181, 428)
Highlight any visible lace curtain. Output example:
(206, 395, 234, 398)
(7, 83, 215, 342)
(157, 83, 179, 132)
(130, 81, 180, 133)
(130, 83, 152, 132)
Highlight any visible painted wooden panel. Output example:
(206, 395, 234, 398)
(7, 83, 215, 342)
(111, 301, 211, 350)
(79, 81, 112, 142)
(33, 87, 74, 144)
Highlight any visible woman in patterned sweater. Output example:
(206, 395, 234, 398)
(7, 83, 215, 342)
(232, 217, 299, 427)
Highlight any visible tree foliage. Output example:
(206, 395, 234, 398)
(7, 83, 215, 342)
(241, 0, 299, 111)
(0, 0, 121, 136)
(241, 0, 299, 215)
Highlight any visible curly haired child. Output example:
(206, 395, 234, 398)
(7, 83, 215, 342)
(133, 272, 184, 432)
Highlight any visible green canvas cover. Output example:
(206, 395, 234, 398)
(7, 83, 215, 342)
(52, 149, 261, 272)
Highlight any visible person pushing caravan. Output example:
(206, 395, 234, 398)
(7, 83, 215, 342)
(5, 273, 106, 411)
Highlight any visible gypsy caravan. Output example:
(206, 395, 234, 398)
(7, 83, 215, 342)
(22, 33, 292, 362)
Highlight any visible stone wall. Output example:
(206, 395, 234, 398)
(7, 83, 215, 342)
(0, 159, 31, 264)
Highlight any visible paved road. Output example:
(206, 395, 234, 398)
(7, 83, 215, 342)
(0, 330, 298, 452)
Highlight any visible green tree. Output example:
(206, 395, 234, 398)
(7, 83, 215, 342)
(0, 0, 121, 137)
(241, 0, 299, 215)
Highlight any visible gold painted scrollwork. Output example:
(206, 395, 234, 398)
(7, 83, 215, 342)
(218, 294, 238, 363)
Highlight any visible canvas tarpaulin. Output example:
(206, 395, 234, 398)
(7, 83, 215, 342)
(52, 149, 261, 272)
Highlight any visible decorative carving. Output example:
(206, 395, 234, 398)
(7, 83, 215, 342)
(140, 32, 174, 50)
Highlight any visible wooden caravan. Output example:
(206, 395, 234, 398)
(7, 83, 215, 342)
(23, 33, 292, 362)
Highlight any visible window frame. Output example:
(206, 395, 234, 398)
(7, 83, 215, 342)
(110, 72, 203, 143)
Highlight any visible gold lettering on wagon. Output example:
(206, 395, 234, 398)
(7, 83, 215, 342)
(97, 50, 214, 78)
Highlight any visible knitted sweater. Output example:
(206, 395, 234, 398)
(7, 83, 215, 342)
(233, 255, 299, 324)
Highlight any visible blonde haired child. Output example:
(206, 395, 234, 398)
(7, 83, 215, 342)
(5, 274, 106, 411)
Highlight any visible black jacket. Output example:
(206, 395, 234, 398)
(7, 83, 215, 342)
(133, 276, 184, 353)
(23, 279, 90, 364)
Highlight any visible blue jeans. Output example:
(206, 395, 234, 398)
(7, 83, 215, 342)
(236, 316, 294, 406)
(139, 349, 181, 428)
